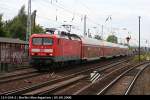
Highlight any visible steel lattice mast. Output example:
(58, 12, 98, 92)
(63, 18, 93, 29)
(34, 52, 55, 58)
(26, 0, 32, 41)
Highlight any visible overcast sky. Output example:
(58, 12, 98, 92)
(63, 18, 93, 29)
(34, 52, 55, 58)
(0, 0, 150, 46)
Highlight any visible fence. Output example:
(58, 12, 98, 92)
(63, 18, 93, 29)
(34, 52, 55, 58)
(0, 38, 29, 72)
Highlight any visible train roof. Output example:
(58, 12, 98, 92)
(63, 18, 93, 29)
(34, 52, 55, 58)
(31, 33, 81, 41)
(0, 37, 28, 44)
(81, 36, 103, 46)
(81, 36, 128, 48)
(31, 34, 53, 37)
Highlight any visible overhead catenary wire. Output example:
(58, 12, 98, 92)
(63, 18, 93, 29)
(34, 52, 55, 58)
(33, 0, 111, 36)
(41, 0, 103, 26)
(35, 0, 83, 24)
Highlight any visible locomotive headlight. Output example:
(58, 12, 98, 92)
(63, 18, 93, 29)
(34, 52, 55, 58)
(44, 49, 53, 53)
(31, 49, 40, 52)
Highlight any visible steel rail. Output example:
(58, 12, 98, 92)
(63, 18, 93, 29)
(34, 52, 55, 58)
(1, 59, 128, 95)
(125, 63, 150, 95)
(73, 62, 132, 95)
(97, 61, 149, 95)
(0, 69, 37, 80)
(0, 72, 43, 84)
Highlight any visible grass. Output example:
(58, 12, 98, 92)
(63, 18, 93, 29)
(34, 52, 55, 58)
(132, 52, 150, 62)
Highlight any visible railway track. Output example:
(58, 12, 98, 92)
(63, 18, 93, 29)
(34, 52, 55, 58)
(0, 69, 42, 84)
(15, 66, 33, 71)
(97, 61, 150, 95)
(37, 59, 130, 95)
(1, 58, 129, 95)
(73, 61, 149, 95)
(0, 68, 37, 80)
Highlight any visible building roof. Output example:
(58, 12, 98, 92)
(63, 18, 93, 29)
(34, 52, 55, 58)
(0, 37, 28, 44)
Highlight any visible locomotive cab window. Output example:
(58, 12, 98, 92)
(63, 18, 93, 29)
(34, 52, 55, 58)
(32, 38, 42, 45)
(32, 38, 53, 45)
(43, 38, 53, 45)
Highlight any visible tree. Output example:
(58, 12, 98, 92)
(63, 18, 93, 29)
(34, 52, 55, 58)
(5, 6, 27, 40)
(0, 14, 8, 37)
(94, 35, 102, 40)
(33, 24, 44, 33)
(5, 6, 44, 40)
(107, 35, 118, 43)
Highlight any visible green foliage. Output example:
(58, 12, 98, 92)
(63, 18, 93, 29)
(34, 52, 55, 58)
(94, 35, 102, 40)
(107, 35, 118, 43)
(0, 5, 44, 40)
(0, 14, 8, 37)
(5, 6, 27, 40)
(33, 24, 44, 33)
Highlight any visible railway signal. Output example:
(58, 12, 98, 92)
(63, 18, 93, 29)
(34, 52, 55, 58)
(126, 36, 131, 46)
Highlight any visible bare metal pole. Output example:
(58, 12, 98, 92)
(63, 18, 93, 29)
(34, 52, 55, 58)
(139, 16, 141, 62)
(101, 25, 104, 40)
(26, 0, 32, 41)
(84, 15, 87, 36)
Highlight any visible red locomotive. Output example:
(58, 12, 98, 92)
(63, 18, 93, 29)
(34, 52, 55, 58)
(29, 28, 128, 70)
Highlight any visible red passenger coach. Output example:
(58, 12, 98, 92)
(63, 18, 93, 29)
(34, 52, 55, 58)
(81, 37, 128, 61)
(81, 37, 103, 61)
(55, 33, 81, 62)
